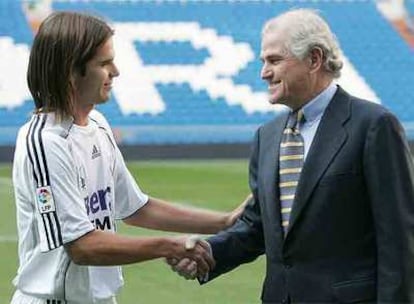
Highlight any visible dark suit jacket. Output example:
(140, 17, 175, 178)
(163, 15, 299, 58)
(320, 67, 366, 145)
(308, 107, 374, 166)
(204, 87, 414, 303)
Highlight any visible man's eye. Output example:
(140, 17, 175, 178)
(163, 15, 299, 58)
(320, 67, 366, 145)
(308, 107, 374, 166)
(101, 61, 112, 66)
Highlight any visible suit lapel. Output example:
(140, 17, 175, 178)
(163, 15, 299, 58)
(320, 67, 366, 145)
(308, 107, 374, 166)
(261, 112, 289, 234)
(286, 87, 351, 237)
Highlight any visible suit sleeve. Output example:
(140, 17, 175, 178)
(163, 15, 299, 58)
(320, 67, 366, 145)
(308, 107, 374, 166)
(364, 111, 414, 301)
(203, 129, 265, 282)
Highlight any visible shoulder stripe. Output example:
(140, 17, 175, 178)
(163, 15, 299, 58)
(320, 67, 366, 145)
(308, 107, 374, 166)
(30, 115, 48, 187)
(46, 300, 62, 304)
(90, 116, 116, 149)
(26, 116, 39, 186)
(41, 213, 52, 251)
(28, 115, 42, 186)
(41, 209, 63, 250)
(103, 131, 116, 150)
(27, 114, 63, 250)
(52, 212, 63, 246)
(38, 115, 50, 186)
(46, 213, 58, 248)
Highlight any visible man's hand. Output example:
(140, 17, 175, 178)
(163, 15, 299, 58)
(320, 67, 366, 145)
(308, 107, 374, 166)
(166, 235, 214, 280)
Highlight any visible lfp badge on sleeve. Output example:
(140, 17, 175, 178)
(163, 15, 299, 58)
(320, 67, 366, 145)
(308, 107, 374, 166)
(36, 186, 56, 214)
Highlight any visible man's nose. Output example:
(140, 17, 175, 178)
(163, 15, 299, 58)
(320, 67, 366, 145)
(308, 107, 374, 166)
(261, 66, 272, 80)
(110, 63, 120, 78)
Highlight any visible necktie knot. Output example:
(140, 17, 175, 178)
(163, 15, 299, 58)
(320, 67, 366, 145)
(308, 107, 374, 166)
(286, 110, 304, 131)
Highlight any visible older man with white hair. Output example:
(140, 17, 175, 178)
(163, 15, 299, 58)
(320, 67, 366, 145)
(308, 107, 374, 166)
(169, 8, 414, 303)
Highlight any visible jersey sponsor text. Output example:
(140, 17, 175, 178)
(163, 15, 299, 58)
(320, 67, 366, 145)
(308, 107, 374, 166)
(84, 186, 113, 231)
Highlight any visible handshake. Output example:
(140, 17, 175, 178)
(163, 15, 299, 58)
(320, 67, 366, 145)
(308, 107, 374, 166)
(166, 235, 214, 280)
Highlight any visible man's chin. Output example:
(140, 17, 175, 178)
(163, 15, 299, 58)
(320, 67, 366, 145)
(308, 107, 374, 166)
(96, 96, 110, 104)
(268, 98, 293, 110)
(268, 97, 283, 105)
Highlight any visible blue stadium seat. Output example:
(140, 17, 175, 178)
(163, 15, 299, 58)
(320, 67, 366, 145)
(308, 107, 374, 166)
(0, 1, 412, 145)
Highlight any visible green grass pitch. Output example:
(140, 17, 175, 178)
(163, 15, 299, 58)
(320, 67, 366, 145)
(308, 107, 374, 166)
(0, 160, 265, 303)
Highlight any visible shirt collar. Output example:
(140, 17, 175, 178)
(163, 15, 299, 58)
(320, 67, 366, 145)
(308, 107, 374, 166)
(302, 82, 337, 123)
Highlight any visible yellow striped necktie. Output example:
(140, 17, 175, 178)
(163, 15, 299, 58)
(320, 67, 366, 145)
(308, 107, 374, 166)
(279, 110, 304, 235)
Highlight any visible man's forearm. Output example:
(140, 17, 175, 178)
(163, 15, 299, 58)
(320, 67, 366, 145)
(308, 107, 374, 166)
(65, 230, 176, 265)
(65, 229, 215, 274)
(124, 197, 230, 234)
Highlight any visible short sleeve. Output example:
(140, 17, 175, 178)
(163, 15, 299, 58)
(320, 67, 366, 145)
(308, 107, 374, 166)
(113, 146, 148, 219)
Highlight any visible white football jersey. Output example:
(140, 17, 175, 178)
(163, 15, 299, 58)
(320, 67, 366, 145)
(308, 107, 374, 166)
(12, 110, 148, 303)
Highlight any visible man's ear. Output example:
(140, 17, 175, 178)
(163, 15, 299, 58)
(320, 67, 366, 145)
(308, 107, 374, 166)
(308, 46, 324, 73)
(69, 70, 79, 95)
(69, 74, 75, 87)
(70, 68, 80, 89)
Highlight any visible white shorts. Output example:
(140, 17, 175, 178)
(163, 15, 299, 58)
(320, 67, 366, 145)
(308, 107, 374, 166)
(11, 290, 118, 304)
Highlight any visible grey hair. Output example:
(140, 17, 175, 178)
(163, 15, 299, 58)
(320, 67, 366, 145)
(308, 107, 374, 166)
(262, 8, 343, 78)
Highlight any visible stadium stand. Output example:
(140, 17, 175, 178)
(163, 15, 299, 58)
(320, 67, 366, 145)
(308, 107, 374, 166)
(0, 0, 413, 158)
